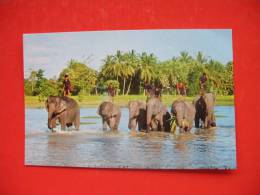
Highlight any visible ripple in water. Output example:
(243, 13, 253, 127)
(25, 106, 236, 169)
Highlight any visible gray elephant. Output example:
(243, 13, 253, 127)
(45, 96, 80, 131)
(146, 97, 171, 132)
(98, 101, 121, 131)
(171, 99, 196, 132)
(193, 93, 216, 128)
(128, 100, 147, 131)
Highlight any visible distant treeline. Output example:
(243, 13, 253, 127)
(24, 50, 234, 99)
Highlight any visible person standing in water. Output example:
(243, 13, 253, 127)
(63, 73, 72, 96)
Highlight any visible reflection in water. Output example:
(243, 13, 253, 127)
(25, 106, 236, 169)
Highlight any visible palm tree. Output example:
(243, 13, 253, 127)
(179, 51, 192, 63)
(28, 70, 37, 93)
(113, 50, 124, 81)
(121, 51, 136, 95)
(139, 52, 156, 83)
(101, 54, 121, 80)
(196, 51, 207, 65)
(138, 52, 157, 94)
(125, 50, 138, 95)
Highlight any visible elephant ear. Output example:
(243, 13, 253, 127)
(56, 98, 67, 114)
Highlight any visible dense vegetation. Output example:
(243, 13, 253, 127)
(24, 50, 234, 100)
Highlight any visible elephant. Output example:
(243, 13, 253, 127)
(146, 97, 171, 132)
(128, 100, 147, 131)
(193, 93, 216, 129)
(45, 96, 80, 131)
(171, 99, 196, 132)
(98, 101, 121, 131)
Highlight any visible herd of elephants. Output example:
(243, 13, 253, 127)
(45, 92, 216, 133)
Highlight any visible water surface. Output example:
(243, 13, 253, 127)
(25, 106, 236, 169)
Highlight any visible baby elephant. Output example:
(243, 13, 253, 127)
(98, 101, 121, 131)
(128, 100, 147, 131)
(171, 99, 195, 132)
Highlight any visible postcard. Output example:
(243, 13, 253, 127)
(24, 29, 236, 169)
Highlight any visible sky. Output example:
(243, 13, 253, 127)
(23, 29, 233, 79)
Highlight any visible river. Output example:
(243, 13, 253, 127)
(25, 106, 236, 169)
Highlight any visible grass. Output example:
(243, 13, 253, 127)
(80, 122, 97, 125)
(81, 116, 100, 119)
(215, 115, 227, 118)
(25, 94, 234, 108)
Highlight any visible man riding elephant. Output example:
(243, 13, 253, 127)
(45, 96, 80, 131)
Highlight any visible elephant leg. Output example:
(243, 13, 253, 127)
(195, 113, 200, 128)
(204, 116, 209, 129)
(128, 118, 137, 131)
(114, 114, 121, 130)
(150, 119, 158, 131)
(109, 117, 116, 131)
(138, 117, 147, 131)
(60, 122, 66, 130)
(189, 120, 193, 131)
(140, 120, 147, 131)
(146, 115, 152, 132)
(60, 115, 66, 131)
(51, 118, 57, 128)
(211, 113, 216, 127)
(158, 117, 164, 131)
(73, 111, 80, 130)
(102, 118, 108, 131)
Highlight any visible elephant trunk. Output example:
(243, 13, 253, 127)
(48, 111, 56, 130)
(48, 113, 53, 129)
(128, 117, 136, 130)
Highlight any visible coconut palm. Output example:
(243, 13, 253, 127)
(139, 52, 156, 83)
(101, 53, 122, 81)
(121, 50, 136, 95)
(178, 51, 193, 63)
(196, 51, 207, 65)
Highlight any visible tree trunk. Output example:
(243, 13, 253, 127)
(126, 78, 132, 95)
(122, 77, 126, 95)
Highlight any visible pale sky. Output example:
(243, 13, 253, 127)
(23, 29, 233, 79)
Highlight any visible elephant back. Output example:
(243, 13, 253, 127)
(98, 101, 120, 117)
(61, 96, 79, 110)
(147, 97, 163, 115)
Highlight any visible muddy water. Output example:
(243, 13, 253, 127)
(25, 106, 236, 169)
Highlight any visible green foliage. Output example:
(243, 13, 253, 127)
(59, 59, 97, 95)
(187, 65, 204, 95)
(24, 51, 234, 98)
(78, 90, 85, 102)
(38, 79, 58, 102)
(104, 80, 120, 89)
(24, 79, 33, 96)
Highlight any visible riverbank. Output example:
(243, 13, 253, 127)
(25, 95, 234, 108)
